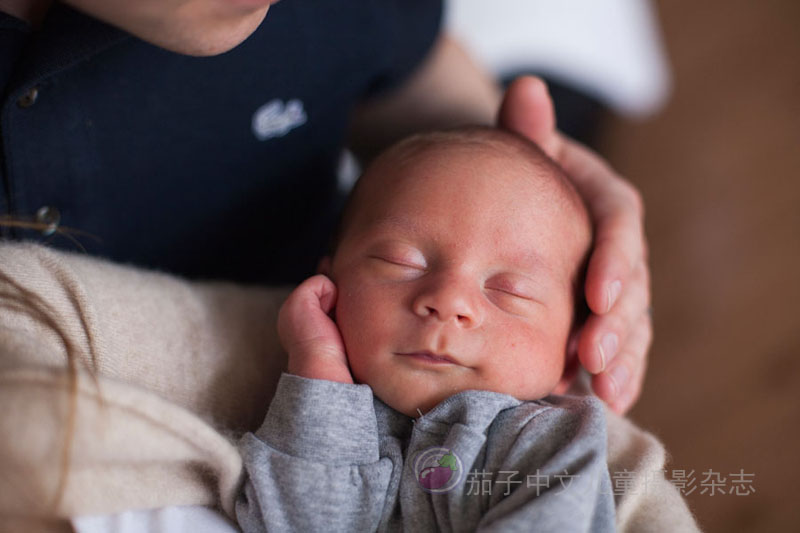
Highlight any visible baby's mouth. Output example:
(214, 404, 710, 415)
(396, 350, 461, 366)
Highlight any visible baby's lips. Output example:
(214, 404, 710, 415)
(396, 350, 465, 366)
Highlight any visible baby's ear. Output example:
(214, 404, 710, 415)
(317, 256, 332, 276)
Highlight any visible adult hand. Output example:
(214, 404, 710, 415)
(498, 76, 652, 414)
(277, 275, 354, 384)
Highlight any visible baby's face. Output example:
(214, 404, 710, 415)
(330, 140, 590, 416)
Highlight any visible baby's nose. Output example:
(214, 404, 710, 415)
(412, 276, 483, 328)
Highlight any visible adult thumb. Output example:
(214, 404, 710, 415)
(498, 76, 560, 157)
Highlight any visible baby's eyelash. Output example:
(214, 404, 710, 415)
(369, 255, 426, 269)
(486, 286, 534, 301)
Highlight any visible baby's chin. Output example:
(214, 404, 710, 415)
(380, 391, 450, 418)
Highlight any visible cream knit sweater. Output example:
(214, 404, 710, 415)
(0, 242, 700, 532)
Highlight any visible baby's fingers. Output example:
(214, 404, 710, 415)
(278, 275, 339, 346)
(285, 275, 337, 316)
(298, 274, 338, 314)
(279, 275, 352, 384)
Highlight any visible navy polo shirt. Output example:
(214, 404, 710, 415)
(0, 0, 442, 283)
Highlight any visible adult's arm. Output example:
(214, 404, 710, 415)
(0, 242, 288, 524)
(0, 241, 289, 432)
(350, 35, 651, 414)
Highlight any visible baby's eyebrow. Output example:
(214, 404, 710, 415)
(368, 215, 425, 237)
(499, 249, 555, 275)
(366, 216, 559, 278)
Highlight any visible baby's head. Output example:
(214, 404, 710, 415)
(325, 127, 591, 416)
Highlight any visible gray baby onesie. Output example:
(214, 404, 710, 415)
(237, 374, 615, 532)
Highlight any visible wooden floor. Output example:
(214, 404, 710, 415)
(595, 1, 800, 531)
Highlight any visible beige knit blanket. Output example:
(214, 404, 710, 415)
(0, 242, 699, 532)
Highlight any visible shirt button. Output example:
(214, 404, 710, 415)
(17, 87, 39, 108)
(35, 206, 60, 236)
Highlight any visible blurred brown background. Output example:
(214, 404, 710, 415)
(596, 1, 800, 531)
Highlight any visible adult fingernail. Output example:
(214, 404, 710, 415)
(609, 364, 630, 399)
(606, 280, 622, 312)
(597, 333, 618, 372)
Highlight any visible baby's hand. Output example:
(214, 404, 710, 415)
(278, 274, 354, 384)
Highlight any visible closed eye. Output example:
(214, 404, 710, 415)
(368, 255, 426, 270)
(485, 288, 542, 315)
(484, 273, 545, 313)
(486, 286, 535, 301)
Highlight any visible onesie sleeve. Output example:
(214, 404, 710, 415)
(236, 374, 396, 533)
(477, 396, 616, 533)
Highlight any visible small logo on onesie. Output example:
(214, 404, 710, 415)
(413, 447, 463, 493)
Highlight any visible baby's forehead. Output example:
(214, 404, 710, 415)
(338, 127, 591, 256)
(365, 130, 580, 212)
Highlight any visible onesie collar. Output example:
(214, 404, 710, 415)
(374, 389, 528, 439)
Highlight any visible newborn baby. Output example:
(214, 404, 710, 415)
(237, 127, 615, 532)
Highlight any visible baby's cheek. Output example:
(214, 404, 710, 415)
(333, 290, 364, 352)
(335, 288, 385, 372)
(500, 329, 564, 399)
